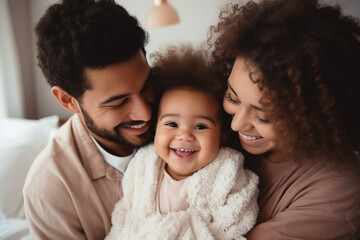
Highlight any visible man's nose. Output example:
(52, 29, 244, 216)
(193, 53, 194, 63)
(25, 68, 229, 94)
(128, 95, 152, 122)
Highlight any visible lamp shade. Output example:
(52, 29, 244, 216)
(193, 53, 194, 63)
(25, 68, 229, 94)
(146, 0, 180, 28)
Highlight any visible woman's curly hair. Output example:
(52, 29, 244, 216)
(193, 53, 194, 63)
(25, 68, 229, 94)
(35, 0, 148, 100)
(208, 0, 360, 161)
(150, 44, 238, 148)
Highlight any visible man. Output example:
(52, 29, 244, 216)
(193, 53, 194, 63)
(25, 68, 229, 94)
(23, 0, 154, 239)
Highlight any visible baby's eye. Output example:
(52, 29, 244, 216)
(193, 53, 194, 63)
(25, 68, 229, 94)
(165, 122, 178, 128)
(195, 124, 208, 130)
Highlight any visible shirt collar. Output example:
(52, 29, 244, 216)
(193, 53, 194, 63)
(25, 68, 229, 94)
(90, 135, 134, 174)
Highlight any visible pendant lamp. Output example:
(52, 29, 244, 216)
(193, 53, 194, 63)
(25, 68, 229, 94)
(146, 0, 180, 28)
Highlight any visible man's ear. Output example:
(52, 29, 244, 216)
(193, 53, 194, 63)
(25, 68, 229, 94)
(51, 86, 80, 113)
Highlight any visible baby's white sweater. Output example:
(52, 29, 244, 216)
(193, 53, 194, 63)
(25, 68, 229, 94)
(106, 144, 259, 240)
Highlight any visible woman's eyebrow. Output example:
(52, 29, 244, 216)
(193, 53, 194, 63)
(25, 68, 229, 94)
(227, 80, 238, 97)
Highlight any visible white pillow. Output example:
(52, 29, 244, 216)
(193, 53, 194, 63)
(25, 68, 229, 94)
(0, 116, 59, 220)
(0, 218, 31, 240)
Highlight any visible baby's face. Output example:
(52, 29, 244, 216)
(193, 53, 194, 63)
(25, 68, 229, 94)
(154, 88, 222, 180)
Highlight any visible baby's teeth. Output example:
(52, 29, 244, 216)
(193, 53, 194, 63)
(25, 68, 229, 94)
(176, 148, 193, 152)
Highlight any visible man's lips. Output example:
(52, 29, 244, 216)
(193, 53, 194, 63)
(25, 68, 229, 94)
(118, 121, 150, 135)
(123, 122, 147, 129)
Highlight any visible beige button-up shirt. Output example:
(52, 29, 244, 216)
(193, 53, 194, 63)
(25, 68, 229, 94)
(23, 114, 124, 240)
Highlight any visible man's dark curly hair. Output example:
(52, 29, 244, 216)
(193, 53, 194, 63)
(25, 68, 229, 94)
(150, 45, 237, 148)
(35, 0, 148, 100)
(208, 0, 360, 161)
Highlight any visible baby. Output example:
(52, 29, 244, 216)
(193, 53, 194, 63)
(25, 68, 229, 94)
(106, 45, 259, 240)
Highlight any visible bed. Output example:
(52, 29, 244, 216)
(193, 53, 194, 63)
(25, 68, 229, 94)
(0, 116, 59, 240)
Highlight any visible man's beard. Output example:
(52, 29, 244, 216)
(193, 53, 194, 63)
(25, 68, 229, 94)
(80, 105, 154, 149)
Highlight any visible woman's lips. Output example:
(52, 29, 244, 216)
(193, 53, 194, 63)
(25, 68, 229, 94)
(238, 132, 264, 146)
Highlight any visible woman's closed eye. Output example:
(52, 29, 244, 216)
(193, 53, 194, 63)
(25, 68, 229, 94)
(252, 111, 270, 124)
(225, 91, 240, 105)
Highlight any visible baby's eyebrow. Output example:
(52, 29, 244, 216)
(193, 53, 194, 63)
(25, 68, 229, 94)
(159, 113, 179, 121)
(194, 115, 216, 124)
(159, 114, 216, 124)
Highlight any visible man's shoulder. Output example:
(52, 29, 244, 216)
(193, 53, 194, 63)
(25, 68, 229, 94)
(23, 115, 94, 199)
(23, 142, 80, 200)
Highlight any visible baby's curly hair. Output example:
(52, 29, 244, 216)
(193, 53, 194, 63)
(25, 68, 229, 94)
(35, 0, 148, 100)
(151, 45, 225, 105)
(209, 0, 360, 161)
(150, 45, 237, 148)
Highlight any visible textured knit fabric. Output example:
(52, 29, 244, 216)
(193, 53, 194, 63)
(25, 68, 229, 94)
(106, 144, 259, 240)
(245, 156, 360, 240)
(23, 114, 124, 240)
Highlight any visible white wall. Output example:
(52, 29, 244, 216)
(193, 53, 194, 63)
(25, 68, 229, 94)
(117, 0, 230, 54)
(15, 0, 360, 118)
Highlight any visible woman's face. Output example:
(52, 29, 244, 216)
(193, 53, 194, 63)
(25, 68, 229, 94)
(223, 57, 280, 157)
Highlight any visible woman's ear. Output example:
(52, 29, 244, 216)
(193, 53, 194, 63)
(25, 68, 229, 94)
(51, 86, 81, 113)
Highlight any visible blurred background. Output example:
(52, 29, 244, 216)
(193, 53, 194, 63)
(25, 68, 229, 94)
(1, 0, 359, 120)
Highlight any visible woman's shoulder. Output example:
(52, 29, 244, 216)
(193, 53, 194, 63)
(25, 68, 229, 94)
(256, 156, 360, 220)
(294, 157, 360, 194)
(247, 155, 360, 189)
(251, 156, 360, 238)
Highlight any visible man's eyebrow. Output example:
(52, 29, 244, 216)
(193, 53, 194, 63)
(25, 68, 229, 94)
(100, 71, 152, 106)
(100, 94, 129, 105)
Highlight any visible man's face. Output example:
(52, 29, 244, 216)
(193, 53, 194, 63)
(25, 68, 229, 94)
(78, 50, 154, 156)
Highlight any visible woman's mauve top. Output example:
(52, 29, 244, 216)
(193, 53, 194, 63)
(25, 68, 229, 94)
(245, 155, 360, 240)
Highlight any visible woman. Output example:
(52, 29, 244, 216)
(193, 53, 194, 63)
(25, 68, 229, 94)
(209, 0, 360, 238)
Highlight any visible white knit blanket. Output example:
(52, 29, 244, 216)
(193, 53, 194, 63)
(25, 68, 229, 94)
(105, 144, 259, 240)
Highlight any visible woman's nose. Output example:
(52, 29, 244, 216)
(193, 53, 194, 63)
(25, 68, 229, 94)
(231, 108, 253, 132)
